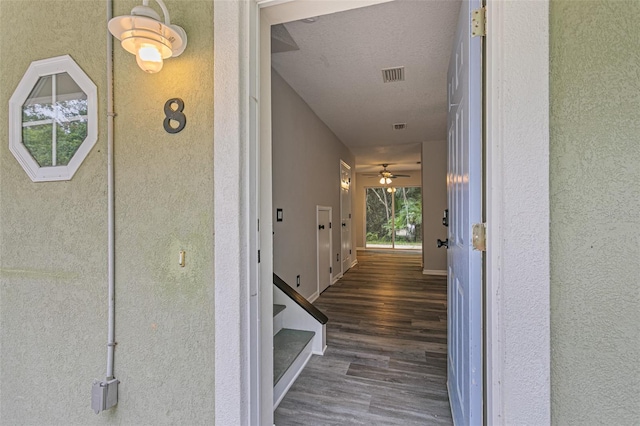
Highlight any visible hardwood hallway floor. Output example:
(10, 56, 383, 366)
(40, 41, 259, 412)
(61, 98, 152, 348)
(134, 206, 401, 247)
(274, 250, 452, 426)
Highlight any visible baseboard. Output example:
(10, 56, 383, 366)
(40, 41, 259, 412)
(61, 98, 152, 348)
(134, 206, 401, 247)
(350, 259, 358, 268)
(307, 291, 319, 303)
(331, 273, 342, 285)
(423, 269, 447, 276)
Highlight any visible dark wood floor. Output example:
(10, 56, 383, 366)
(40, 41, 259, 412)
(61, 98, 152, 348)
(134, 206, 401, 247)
(275, 250, 452, 425)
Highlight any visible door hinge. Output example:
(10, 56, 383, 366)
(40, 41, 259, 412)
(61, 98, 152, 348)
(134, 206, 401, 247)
(330, 267, 332, 274)
(329, 222, 332, 229)
(472, 7, 486, 37)
(472, 223, 487, 251)
(349, 249, 352, 255)
(258, 250, 261, 263)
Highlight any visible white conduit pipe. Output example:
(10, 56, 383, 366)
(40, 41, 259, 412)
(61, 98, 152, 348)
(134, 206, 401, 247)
(91, 2, 118, 413)
(106, 0, 116, 381)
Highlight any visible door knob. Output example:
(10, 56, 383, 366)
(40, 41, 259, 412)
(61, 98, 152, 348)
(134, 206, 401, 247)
(318, 225, 325, 230)
(342, 223, 346, 227)
(437, 238, 449, 248)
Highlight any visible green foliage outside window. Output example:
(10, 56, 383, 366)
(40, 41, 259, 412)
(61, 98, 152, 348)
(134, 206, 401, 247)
(21, 99, 87, 167)
(366, 186, 422, 247)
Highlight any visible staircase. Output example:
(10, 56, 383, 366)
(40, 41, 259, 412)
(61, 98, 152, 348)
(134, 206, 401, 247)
(273, 274, 328, 409)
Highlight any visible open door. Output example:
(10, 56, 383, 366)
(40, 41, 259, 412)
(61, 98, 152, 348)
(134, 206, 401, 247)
(446, 0, 483, 425)
(317, 206, 332, 294)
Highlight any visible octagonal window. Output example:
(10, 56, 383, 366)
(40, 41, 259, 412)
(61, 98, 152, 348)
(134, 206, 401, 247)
(9, 55, 97, 182)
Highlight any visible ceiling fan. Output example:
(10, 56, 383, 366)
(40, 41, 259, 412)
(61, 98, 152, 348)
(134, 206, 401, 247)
(364, 164, 410, 184)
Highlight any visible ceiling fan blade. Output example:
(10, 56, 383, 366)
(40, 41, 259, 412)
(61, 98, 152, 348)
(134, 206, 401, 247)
(390, 174, 411, 178)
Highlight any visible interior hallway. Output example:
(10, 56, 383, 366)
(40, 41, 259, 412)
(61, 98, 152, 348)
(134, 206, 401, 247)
(274, 250, 452, 425)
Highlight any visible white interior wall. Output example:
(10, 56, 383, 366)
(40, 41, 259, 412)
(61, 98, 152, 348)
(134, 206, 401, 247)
(271, 69, 356, 300)
(421, 140, 448, 272)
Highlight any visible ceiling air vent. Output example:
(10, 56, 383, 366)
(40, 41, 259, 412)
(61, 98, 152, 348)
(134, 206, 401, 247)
(393, 123, 407, 130)
(382, 66, 405, 83)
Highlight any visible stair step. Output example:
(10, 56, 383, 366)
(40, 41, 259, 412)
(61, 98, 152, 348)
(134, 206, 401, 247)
(273, 328, 315, 385)
(273, 304, 286, 317)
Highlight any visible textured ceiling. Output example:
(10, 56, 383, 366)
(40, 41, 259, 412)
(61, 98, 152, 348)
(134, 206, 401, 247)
(271, 0, 461, 172)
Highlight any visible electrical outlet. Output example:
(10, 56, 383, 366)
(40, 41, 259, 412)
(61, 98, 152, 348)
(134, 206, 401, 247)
(91, 378, 119, 414)
(296, 275, 300, 287)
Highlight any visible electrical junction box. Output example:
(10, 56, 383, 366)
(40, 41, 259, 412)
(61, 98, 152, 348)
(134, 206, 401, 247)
(92, 378, 119, 414)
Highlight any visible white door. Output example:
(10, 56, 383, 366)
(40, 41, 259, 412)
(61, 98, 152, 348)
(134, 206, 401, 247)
(446, 0, 483, 425)
(340, 161, 352, 274)
(317, 207, 332, 294)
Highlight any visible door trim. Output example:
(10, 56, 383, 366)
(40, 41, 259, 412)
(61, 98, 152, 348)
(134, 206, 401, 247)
(316, 205, 333, 298)
(484, 1, 550, 424)
(339, 159, 352, 275)
(213, 0, 550, 425)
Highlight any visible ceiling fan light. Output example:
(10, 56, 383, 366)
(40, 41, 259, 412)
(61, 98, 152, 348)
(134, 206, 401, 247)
(386, 177, 392, 184)
(379, 177, 385, 184)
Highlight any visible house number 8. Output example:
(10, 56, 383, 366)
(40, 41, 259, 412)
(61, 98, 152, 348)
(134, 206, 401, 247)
(163, 98, 186, 134)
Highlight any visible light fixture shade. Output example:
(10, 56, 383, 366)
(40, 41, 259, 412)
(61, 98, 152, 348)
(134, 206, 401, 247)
(379, 177, 385, 184)
(108, 3, 187, 73)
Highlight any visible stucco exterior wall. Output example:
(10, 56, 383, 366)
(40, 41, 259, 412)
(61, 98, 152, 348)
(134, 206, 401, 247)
(0, 0, 215, 424)
(550, 1, 640, 423)
(272, 69, 356, 300)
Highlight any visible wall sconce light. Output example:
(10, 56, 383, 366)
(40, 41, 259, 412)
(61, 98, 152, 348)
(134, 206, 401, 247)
(108, 0, 187, 73)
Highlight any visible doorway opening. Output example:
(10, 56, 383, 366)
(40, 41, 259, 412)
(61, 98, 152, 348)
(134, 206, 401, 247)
(213, 0, 551, 424)
(263, 0, 480, 424)
(365, 186, 422, 250)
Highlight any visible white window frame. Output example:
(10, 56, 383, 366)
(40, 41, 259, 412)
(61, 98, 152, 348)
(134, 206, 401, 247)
(9, 55, 98, 182)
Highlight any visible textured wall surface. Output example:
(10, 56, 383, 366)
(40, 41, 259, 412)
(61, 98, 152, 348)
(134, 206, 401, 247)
(0, 0, 215, 424)
(550, 1, 640, 424)
(484, 1, 550, 423)
(0, 1, 109, 423)
(272, 69, 356, 300)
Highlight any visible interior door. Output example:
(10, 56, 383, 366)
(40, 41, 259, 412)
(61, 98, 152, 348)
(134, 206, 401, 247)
(317, 208, 331, 294)
(446, 0, 483, 425)
(340, 161, 352, 273)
